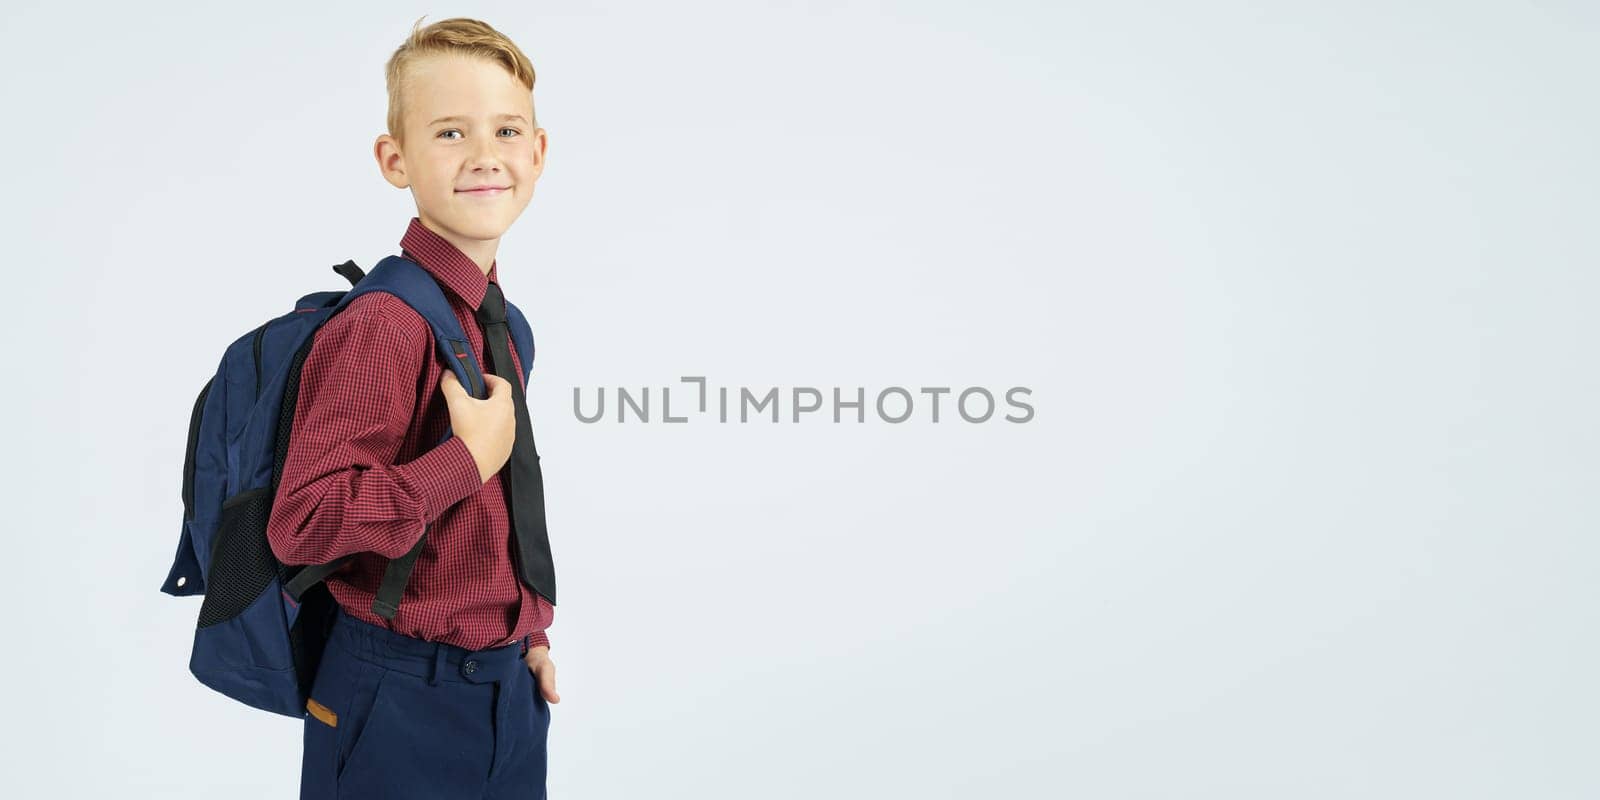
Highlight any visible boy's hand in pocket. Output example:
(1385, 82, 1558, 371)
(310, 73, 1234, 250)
(525, 647, 559, 703)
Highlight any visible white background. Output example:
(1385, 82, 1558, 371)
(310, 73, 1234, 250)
(2, 0, 1595, 797)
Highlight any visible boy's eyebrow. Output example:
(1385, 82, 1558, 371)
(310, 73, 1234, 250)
(427, 113, 531, 125)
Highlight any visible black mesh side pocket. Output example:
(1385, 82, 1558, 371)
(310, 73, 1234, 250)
(198, 487, 277, 628)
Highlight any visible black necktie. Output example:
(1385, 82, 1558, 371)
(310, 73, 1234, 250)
(475, 280, 557, 606)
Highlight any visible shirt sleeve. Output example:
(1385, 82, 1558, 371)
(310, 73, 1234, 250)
(528, 593, 553, 651)
(266, 294, 485, 565)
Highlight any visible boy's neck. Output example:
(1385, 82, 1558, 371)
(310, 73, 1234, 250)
(416, 212, 499, 276)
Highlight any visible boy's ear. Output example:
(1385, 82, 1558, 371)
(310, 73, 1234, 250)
(528, 127, 549, 181)
(374, 134, 409, 189)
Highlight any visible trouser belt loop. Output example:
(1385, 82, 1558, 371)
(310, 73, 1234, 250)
(428, 643, 447, 686)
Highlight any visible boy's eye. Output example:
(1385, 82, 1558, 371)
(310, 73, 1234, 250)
(435, 128, 521, 140)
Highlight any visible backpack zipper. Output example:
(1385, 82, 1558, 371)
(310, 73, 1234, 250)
(251, 322, 268, 399)
(183, 377, 214, 521)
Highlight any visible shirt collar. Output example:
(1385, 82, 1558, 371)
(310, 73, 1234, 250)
(399, 216, 499, 310)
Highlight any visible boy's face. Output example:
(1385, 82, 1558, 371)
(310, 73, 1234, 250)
(375, 54, 546, 250)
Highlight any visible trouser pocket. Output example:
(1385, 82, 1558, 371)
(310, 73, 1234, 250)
(299, 637, 388, 798)
(334, 662, 390, 785)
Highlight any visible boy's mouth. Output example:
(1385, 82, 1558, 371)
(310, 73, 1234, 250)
(457, 185, 510, 196)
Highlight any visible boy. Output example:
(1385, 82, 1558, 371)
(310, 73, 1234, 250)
(265, 16, 559, 799)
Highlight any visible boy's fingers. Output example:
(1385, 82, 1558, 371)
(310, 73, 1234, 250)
(525, 652, 559, 702)
(539, 664, 560, 703)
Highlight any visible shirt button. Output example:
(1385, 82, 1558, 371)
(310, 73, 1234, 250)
(464, 660, 478, 674)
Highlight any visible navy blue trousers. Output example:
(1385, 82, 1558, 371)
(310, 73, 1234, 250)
(300, 604, 550, 799)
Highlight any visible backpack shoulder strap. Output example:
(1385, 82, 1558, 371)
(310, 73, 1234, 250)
(326, 255, 490, 620)
(503, 298, 536, 384)
(333, 256, 492, 402)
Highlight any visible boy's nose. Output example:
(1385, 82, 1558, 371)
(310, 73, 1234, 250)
(472, 138, 502, 166)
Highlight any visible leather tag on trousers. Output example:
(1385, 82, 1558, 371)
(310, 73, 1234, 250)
(307, 697, 338, 727)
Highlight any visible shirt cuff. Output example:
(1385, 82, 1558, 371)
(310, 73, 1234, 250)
(527, 629, 550, 651)
(393, 435, 483, 523)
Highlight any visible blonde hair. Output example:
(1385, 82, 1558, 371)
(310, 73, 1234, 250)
(384, 16, 537, 145)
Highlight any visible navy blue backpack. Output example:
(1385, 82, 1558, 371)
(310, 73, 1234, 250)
(160, 256, 535, 718)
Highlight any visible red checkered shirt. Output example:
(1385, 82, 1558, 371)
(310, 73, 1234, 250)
(266, 216, 553, 652)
